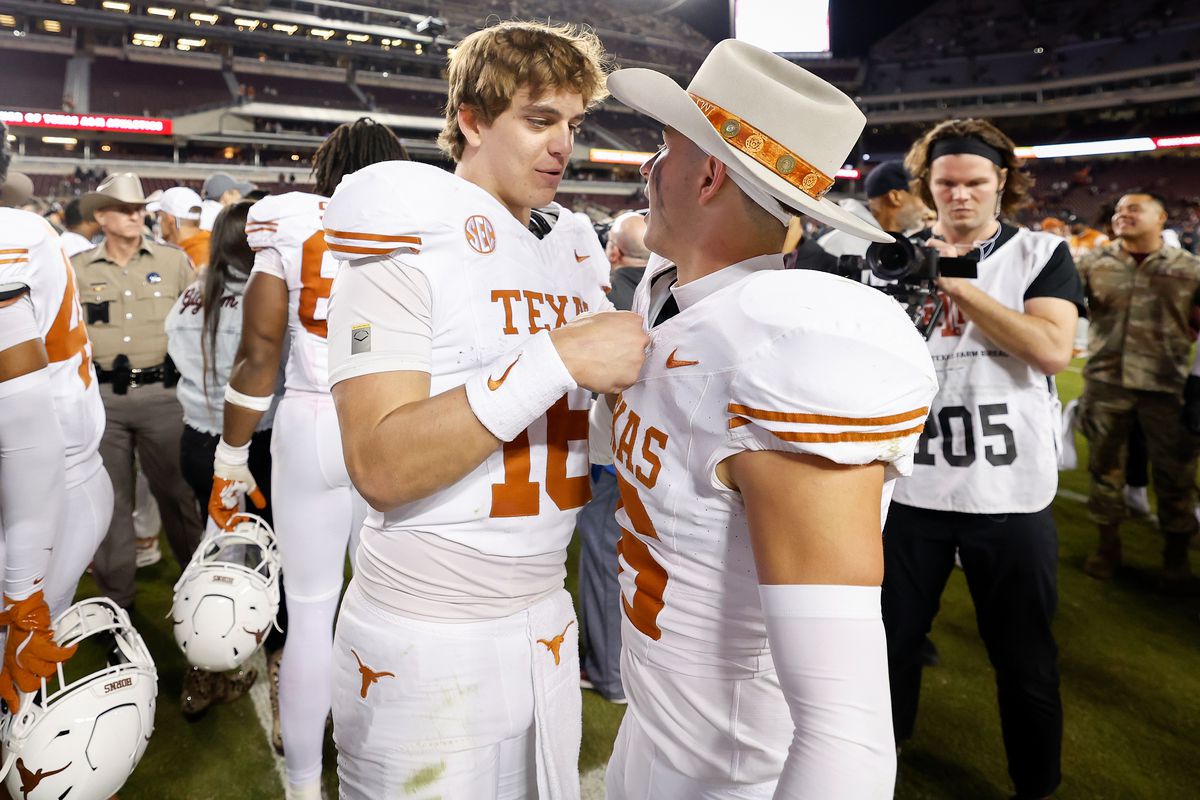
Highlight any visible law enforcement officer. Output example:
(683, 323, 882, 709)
(1076, 191, 1200, 585)
(72, 172, 203, 609)
(883, 118, 1084, 800)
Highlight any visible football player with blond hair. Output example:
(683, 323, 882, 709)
(322, 21, 645, 799)
(209, 117, 408, 800)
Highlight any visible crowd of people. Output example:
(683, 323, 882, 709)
(2, 16, 1199, 800)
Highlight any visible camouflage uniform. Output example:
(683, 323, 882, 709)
(1077, 241, 1200, 542)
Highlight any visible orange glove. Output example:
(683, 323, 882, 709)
(0, 591, 77, 713)
(208, 439, 266, 530)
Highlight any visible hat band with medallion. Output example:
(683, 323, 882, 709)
(689, 93, 835, 200)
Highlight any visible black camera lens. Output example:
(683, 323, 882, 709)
(866, 235, 919, 282)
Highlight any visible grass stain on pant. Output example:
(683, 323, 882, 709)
(402, 760, 447, 795)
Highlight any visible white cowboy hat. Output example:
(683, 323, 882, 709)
(608, 39, 890, 243)
(80, 172, 149, 218)
(0, 171, 33, 208)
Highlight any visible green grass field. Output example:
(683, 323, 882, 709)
(77, 362, 1200, 799)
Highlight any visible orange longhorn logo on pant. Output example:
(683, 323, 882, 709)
(16, 758, 71, 798)
(352, 649, 395, 699)
(537, 620, 574, 666)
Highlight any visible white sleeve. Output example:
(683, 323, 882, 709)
(326, 255, 433, 385)
(250, 247, 287, 281)
(0, 367, 65, 600)
(760, 585, 896, 799)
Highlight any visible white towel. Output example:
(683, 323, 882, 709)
(527, 589, 582, 800)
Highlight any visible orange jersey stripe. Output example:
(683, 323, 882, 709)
(727, 403, 929, 427)
(0, 248, 29, 255)
(325, 228, 422, 245)
(327, 242, 420, 256)
(727, 420, 926, 442)
(0, 257, 30, 266)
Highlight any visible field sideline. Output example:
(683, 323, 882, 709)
(73, 363, 1200, 799)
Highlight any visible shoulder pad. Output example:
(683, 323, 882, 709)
(245, 192, 326, 252)
(0, 208, 56, 251)
(323, 162, 455, 261)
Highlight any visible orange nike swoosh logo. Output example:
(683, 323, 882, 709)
(665, 348, 699, 369)
(487, 355, 521, 390)
(574, 250, 589, 263)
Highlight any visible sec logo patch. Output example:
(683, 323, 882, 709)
(465, 215, 496, 255)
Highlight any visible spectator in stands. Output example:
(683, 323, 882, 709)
(200, 173, 255, 232)
(72, 172, 204, 617)
(1076, 192, 1200, 586)
(818, 161, 928, 257)
(165, 200, 281, 721)
(884, 118, 1083, 800)
(60, 198, 100, 258)
(1067, 212, 1109, 259)
(149, 187, 209, 270)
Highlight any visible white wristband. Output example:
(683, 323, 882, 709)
(224, 384, 274, 412)
(465, 330, 577, 442)
(215, 438, 251, 467)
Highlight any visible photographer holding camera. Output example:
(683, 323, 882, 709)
(882, 119, 1084, 800)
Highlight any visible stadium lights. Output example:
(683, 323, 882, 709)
(346, 33, 369, 43)
(42, 20, 62, 32)
(271, 23, 298, 34)
(42, 136, 77, 145)
(101, 1, 130, 12)
(290, 154, 300, 161)
(100, 144, 112, 152)
(132, 32, 163, 47)
(235, 18, 261, 29)
(189, 12, 218, 24)
(177, 37, 205, 47)
(414, 43, 423, 54)
(309, 28, 334, 39)
(147, 7, 175, 18)
(58, 0, 75, 4)
(1016, 137, 1157, 159)
(0, 15, 15, 26)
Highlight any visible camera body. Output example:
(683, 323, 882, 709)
(823, 233, 979, 339)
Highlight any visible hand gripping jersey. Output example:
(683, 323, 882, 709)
(324, 162, 612, 557)
(615, 263, 937, 680)
(0, 209, 103, 486)
(246, 192, 336, 394)
(892, 226, 1079, 513)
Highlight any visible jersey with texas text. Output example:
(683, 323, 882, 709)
(0, 208, 104, 486)
(246, 191, 334, 395)
(615, 261, 937, 681)
(893, 225, 1083, 513)
(323, 161, 612, 557)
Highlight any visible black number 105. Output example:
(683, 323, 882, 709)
(914, 403, 1017, 467)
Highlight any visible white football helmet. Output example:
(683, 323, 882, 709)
(0, 597, 157, 800)
(171, 512, 282, 671)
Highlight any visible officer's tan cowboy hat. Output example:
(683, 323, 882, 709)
(80, 172, 149, 218)
(608, 39, 890, 243)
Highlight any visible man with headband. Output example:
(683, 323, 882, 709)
(600, 40, 938, 798)
(883, 119, 1084, 800)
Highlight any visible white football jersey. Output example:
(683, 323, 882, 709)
(892, 226, 1075, 513)
(246, 192, 334, 394)
(0, 208, 104, 486)
(615, 259, 938, 681)
(324, 161, 612, 557)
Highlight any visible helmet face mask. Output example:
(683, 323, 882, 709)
(171, 513, 282, 671)
(0, 597, 158, 800)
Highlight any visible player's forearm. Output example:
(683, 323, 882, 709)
(340, 385, 501, 511)
(949, 283, 1071, 374)
(222, 343, 281, 446)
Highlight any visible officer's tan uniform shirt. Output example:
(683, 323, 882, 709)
(1077, 241, 1200, 393)
(71, 237, 193, 370)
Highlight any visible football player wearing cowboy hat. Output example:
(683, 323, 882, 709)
(598, 40, 938, 799)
